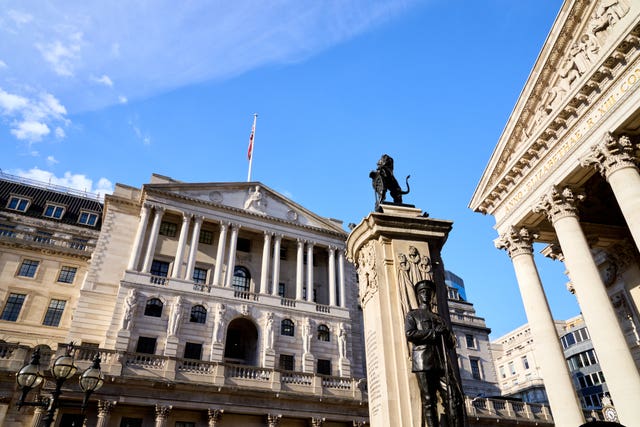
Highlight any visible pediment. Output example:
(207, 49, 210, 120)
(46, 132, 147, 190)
(471, 0, 637, 212)
(145, 181, 345, 233)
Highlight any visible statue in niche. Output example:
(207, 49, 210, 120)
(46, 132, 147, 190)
(407, 246, 421, 281)
(397, 253, 418, 316)
(244, 185, 267, 213)
(405, 280, 464, 427)
(303, 318, 313, 354)
(419, 256, 433, 281)
(265, 312, 275, 350)
(369, 154, 410, 211)
(213, 304, 226, 343)
(168, 296, 184, 336)
(122, 289, 138, 330)
(338, 323, 348, 359)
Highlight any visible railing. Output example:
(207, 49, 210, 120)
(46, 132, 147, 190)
(281, 371, 313, 386)
(124, 353, 167, 369)
(233, 290, 259, 301)
(177, 359, 217, 375)
(193, 283, 212, 293)
(226, 364, 271, 381)
(465, 396, 552, 423)
(315, 304, 331, 313)
(0, 228, 95, 254)
(150, 275, 167, 286)
(280, 298, 296, 307)
(0, 170, 104, 201)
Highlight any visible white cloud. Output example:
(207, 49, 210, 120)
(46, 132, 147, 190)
(11, 120, 50, 141)
(92, 74, 113, 87)
(10, 167, 114, 197)
(118, 95, 128, 104)
(46, 155, 59, 165)
(8, 10, 33, 26)
(35, 32, 83, 77)
(0, 88, 29, 113)
(0, 60, 7, 69)
(54, 127, 65, 138)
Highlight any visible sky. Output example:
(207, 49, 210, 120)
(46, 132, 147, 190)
(0, 0, 578, 338)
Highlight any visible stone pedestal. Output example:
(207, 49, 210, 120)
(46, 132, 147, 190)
(263, 348, 276, 369)
(339, 357, 351, 377)
(115, 329, 131, 352)
(347, 204, 455, 427)
(302, 353, 314, 373)
(164, 335, 179, 357)
(210, 343, 224, 362)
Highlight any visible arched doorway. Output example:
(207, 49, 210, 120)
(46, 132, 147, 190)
(224, 317, 258, 365)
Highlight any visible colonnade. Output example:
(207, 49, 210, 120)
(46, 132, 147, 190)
(496, 133, 640, 425)
(126, 205, 347, 307)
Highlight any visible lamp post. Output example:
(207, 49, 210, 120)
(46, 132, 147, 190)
(16, 344, 104, 427)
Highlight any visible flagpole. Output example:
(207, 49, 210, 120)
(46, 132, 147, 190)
(247, 113, 258, 182)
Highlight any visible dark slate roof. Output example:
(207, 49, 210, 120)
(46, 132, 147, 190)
(0, 176, 104, 230)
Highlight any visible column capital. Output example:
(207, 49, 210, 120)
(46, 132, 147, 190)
(155, 404, 172, 419)
(495, 226, 537, 258)
(534, 185, 585, 223)
(328, 245, 337, 252)
(273, 233, 283, 241)
(540, 242, 564, 262)
(310, 417, 325, 427)
(207, 408, 224, 425)
(581, 132, 637, 179)
(267, 414, 282, 427)
(181, 212, 193, 221)
(98, 400, 116, 415)
(219, 222, 229, 231)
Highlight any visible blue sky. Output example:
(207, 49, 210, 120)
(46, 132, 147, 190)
(0, 0, 575, 338)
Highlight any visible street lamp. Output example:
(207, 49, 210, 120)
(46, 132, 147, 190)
(16, 343, 105, 427)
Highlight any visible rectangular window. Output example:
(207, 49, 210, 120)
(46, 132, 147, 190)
(499, 365, 506, 379)
(237, 237, 251, 252)
(18, 259, 39, 278)
(470, 358, 482, 380)
(34, 231, 53, 244)
(199, 229, 213, 244)
(508, 361, 516, 375)
(1, 293, 26, 321)
(7, 196, 30, 212)
(44, 204, 65, 219)
(159, 221, 177, 237)
(42, 299, 66, 326)
(278, 282, 286, 297)
(575, 328, 589, 343)
(279, 354, 294, 371)
(184, 342, 203, 360)
(317, 359, 332, 376)
(193, 267, 207, 284)
(0, 224, 16, 237)
(561, 333, 576, 349)
(522, 356, 529, 370)
(150, 260, 170, 277)
(280, 247, 287, 260)
(78, 211, 99, 226)
(465, 334, 476, 349)
(57, 266, 78, 284)
(136, 337, 157, 354)
(120, 418, 143, 427)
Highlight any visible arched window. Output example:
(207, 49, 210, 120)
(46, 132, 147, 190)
(317, 324, 330, 341)
(190, 305, 207, 324)
(144, 298, 163, 317)
(232, 266, 251, 292)
(224, 318, 259, 365)
(281, 319, 294, 336)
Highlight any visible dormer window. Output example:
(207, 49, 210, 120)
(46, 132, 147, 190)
(78, 211, 99, 226)
(43, 203, 65, 220)
(7, 196, 30, 212)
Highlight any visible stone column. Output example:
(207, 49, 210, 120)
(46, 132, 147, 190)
(224, 224, 240, 288)
(272, 235, 282, 296)
(306, 242, 314, 302)
(212, 222, 229, 287)
(96, 400, 116, 427)
(172, 213, 191, 278)
(582, 133, 640, 253)
(328, 246, 337, 306)
(128, 203, 151, 271)
(535, 186, 640, 424)
(267, 414, 282, 427)
(260, 232, 272, 294)
(154, 405, 172, 427)
(296, 239, 304, 300)
(310, 417, 325, 427)
(184, 216, 203, 281)
(496, 226, 584, 426)
(207, 409, 224, 427)
(142, 206, 165, 273)
(338, 249, 346, 307)
(30, 407, 45, 427)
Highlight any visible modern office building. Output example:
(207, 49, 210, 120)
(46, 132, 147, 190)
(0, 173, 368, 426)
(470, 1, 640, 424)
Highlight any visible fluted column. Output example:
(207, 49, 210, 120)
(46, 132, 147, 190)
(207, 409, 224, 427)
(535, 185, 640, 424)
(128, 203, 152, 271)
(172, 213, 191, 278)
(212, 223, 229, 287)
(184, 215, 204, 281)
(30, 407, 45, 427)
(582, 133, 640, 253)
(338, 249, 346, 307)
(154, 405, 172, 427)
(328, 246, 337, 306)
(496, 226, 584, 427)
(96, 401, 116, 427)
(224, 224, 240, 288)
(271, 235, 282, 296)
(296, 239, 304, 300)
(142, 206, 165, 273)
(306, 242, 314, 302)
(260, 232, 272, 294)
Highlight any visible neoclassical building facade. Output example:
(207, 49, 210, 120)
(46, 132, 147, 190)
(470, 1, 640, 425)
(1, 174, 367, 426)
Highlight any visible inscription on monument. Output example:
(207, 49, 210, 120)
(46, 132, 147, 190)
(365, 328, 382, 417)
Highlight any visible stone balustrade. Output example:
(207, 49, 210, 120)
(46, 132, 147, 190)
(0, 228, 95, 256)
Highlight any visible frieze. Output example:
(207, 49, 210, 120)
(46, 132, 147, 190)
(356, 240, 378, 308)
